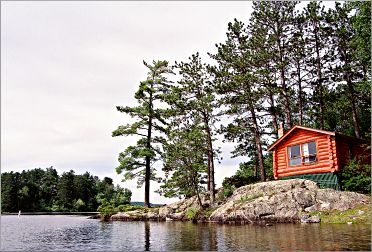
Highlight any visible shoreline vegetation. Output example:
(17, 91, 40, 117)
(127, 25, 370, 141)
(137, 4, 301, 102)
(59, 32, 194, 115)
(1, 167, 133, 214)
(2, 179, 369, 226)
(99, 179, 371, 225)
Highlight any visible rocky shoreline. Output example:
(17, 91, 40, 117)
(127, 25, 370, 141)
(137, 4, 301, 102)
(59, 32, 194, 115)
(108, 179, 370, 224)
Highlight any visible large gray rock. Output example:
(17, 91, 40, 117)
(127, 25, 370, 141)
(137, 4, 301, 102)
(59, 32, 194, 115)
(208, 179, 369, 223)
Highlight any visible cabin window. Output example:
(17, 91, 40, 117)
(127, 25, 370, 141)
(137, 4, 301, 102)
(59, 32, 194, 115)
(288, 145, 302, 166)
(288, 141, 317, 166)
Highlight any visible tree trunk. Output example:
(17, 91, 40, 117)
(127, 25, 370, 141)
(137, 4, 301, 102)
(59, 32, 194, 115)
(314, 22, 324, 129)
(253, 153, 258, 179)
(144, 85, 153, 208)
(250, 107, 266, 181)
(277, 39, 292, 128)
(345, 72, 361, 139)
(194, 178, 203, 208)
(205, 125, 215, 207)
(202, 111, 215, 207)
(296, 60, 304, 125)
(268, 85, 279, 138)
(206, 160, 210, 191)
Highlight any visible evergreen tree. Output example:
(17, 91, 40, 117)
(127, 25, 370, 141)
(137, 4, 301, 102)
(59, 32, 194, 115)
(56, 170, 75, 210)
(329, 2, 370, 139)
(289, 11, 311, 126)
(349, 1, 371, 74)
(1, 172, 20, 212)
(209, 19, 266, 181)
(168, 53, 219, 206)
(248, 16, 281, 137)
(249, 1, 298, 129)
(303, 1, 333, 129)
(158, 122, 207, 207)
(112, 60, 173, 207)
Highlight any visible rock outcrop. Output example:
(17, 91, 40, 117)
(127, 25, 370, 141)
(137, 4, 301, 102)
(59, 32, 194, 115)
(110, 179, 369, 224)
(208, 179, 369, 223)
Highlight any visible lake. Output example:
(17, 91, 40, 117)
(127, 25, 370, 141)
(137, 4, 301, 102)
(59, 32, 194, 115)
(1, 215, 370, 251)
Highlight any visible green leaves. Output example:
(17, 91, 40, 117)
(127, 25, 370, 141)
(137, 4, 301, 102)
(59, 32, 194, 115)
(158, 124, 208, 200)
(1, 168, 131, 213)
(113, 60, 173, 206)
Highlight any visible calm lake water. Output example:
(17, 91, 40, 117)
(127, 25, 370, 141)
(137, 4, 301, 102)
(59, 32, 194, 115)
(1, 215, 370, 251)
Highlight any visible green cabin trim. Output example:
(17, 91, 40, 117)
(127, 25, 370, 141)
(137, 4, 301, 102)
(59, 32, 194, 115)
(279, 172, 341, 190)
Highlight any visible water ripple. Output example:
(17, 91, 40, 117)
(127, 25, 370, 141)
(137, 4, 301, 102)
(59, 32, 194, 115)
(1, 215, 370, 251)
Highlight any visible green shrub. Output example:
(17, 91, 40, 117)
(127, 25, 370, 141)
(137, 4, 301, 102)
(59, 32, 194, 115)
(202, 208, 215, 218)
(185, 207, 199, 220)
(340, 158, 371, 194)
(97, 200, 118, 220)
(223, 184, 235, 198)
(73, 199, 85, 211)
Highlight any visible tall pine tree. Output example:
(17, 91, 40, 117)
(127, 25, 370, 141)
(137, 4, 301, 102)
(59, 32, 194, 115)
(112, 60, 173, 207)
(209, 20, 266, 181)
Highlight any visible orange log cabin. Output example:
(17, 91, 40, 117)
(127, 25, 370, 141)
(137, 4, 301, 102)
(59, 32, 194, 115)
(268, 125, 370, 189)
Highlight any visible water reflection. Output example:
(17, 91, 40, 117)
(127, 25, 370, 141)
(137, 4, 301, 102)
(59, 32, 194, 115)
(1, 215, 370, 251)
(144, 221, 150, 251)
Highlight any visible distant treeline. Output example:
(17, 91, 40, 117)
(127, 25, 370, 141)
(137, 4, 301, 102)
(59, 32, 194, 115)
(1, 167, 132, 213)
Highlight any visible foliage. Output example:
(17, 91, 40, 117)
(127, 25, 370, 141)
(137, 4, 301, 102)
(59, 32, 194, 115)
(185, 207, 200, 221)
(0, 167, 131, 213)
(340, 158, 371, 194)
(202, 208, 215, 218)
(221, 161, 262, 197)
(73, 199, 85, 211)
(113, 60, 173, 207)
(209, 18, 268, 181)
(104, 2, 371, 211)
(222, 174, 259, 190)
(97, 199, 118, 220)
(168, 53, 220, 206)
(221, 184, 235, 199)
(157, 124, 207, 207)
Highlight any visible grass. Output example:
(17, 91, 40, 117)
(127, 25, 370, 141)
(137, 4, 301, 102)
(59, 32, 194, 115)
(309, 203, 371, 224)
(234, 193, 264, 204)
(202, 208, 216, 218)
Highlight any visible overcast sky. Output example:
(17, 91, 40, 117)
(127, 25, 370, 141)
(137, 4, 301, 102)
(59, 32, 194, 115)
(1, 1, 258, 204)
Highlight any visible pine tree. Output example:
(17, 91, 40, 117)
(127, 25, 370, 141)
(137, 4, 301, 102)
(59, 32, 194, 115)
(249, 1, 298, 129)
(174, 53, 219, 206)
(329, 2, 367, 139)
(158, 122, 207, 207)
(209, 19, 266, 181)
(289, 11, 310, 126)
(112, 60, 173, 208)
(248, 17, 281, 138)
(303, 1, 333, 129)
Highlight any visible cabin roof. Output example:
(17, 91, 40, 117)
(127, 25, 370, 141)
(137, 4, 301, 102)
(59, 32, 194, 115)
(267, 125, 336, 151)
(268, 125, 368, 151)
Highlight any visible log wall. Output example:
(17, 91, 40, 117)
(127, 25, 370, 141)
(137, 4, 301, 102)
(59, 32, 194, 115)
(273, 129, 334, 178)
